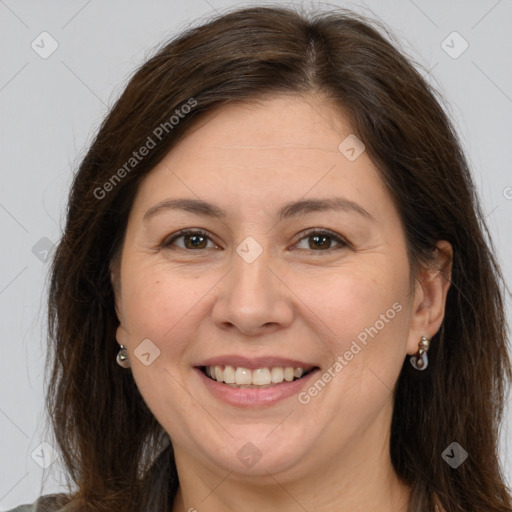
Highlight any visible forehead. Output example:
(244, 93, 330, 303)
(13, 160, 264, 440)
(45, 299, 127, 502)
(179, 93, 354, 153)
(130, 94, 391, 222)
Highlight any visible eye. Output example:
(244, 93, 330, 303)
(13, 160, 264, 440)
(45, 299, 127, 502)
(161, 229, 218, 250)
(293, 229, 349, 252)
(161, 228, 349, 252)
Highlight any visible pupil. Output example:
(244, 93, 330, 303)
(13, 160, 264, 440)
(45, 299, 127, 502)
(184, 234, 331, 250)
(312, 235, 329, 249)
(187, 235, 206, 249)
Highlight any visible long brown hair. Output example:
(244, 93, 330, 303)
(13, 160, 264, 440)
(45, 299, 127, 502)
(46, 5, 511, 511)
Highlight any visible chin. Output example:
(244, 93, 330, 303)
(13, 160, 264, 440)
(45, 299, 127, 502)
(198, 423, 319, 478)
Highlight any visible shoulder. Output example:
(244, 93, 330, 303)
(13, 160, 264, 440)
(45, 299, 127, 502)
(5, 494, 70, 512)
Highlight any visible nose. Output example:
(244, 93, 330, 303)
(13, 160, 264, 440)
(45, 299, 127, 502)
(211, 240, 294, 336)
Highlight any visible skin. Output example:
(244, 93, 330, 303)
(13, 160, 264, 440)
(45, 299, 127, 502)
(112, 94, 452, 512)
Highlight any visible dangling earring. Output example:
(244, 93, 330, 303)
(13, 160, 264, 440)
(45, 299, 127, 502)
(410, 336, 431, 371)
(116, 344, 130, 368)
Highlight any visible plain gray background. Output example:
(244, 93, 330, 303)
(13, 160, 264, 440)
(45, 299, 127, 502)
(1, 0, 511, 508)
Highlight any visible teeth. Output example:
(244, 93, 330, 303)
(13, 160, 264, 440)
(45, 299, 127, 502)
(271, 367, 284, 383)
(223, 365, 236, 384)
(204, 365, 310, 386)
(235, 367, 252, 385)
(252, 368, 271, 385)
(284, 367, 295, 382)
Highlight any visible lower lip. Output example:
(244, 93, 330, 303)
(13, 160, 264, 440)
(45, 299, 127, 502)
(194, 367, 320, 407)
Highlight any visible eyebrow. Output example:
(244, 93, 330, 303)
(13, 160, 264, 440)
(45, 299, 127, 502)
(143, 196, 375, 223)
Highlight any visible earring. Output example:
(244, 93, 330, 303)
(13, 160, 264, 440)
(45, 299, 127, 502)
(410, 336, 431, 371)
(116, 344, 130, 368)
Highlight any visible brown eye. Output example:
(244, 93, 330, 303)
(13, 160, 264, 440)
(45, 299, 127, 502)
(162, 229, 217, 250)
(161, 228, 349, 253)
(294, 229, 349, 252)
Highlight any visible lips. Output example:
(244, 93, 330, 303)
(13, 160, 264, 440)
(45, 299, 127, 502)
(195, 355, 318, 370)
(193, 355, 320, 406)
(194, 364, 321, 407)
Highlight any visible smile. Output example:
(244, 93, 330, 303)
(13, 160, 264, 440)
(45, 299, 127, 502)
(201, 365, 315, 388)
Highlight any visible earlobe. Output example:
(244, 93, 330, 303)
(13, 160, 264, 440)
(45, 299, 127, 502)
(406, 240, 453, 355)
(116, 323, 129, 347)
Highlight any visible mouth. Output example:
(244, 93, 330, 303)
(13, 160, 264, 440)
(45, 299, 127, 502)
(193, 355, 322, 406)
(199, 364, 318, 389)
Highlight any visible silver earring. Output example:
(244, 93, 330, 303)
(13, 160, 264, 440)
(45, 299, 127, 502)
(410, 336, 431, 371)
(116, 344, 130, 368)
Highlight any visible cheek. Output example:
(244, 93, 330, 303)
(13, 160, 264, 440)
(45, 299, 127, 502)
(119, 258, 205, 342)
(298, 267, 409, 437)
(117, 264, 200, 422)
(306, 261, 407, 340)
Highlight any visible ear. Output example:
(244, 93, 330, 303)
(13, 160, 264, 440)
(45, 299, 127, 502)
(110, 267, 131, 347)
(406, 240, 453, 355)
(115, 323, 130, 348)
(110, 256, 123, 321)
(109, 255, 131, 349)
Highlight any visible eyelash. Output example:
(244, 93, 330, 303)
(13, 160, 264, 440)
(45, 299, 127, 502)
(161, 228, 350, 253)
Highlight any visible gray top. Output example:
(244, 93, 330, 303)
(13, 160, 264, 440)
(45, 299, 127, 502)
(5, 495, 68, 512)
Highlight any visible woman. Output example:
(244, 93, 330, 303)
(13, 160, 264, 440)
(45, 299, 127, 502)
(9, 4, 511, 512)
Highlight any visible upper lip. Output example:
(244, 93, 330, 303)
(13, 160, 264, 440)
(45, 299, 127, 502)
(195, 355, 318, 371)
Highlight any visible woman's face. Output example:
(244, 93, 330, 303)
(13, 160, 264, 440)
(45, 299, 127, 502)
(113, 94, 441, 482)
